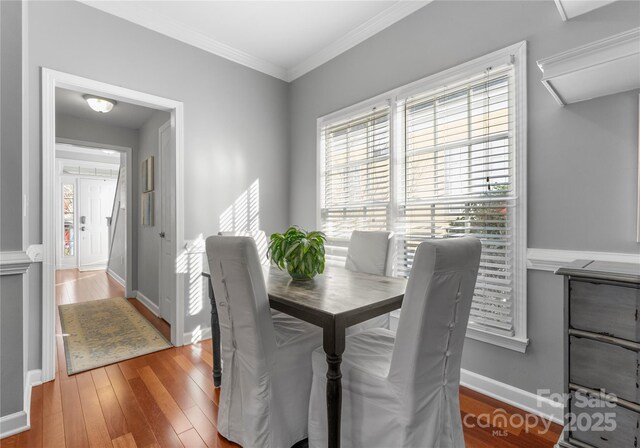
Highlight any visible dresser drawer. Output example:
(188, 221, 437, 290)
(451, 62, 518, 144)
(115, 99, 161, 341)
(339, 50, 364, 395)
(570, 280, 640, 342)
(569, 390, 640, 448)
(569, 336, 639, 404)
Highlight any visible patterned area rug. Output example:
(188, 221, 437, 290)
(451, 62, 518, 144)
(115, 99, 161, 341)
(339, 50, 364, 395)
(59, 297, 172, 375)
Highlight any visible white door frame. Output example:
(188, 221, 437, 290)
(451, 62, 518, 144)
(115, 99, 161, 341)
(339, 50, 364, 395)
(41, 68, 185, 382)
(157, 120, 173, 323)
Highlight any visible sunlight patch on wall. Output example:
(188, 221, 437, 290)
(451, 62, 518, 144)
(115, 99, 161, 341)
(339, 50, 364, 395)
(219, 179, 260, 233)
(177, 234, 205, 318)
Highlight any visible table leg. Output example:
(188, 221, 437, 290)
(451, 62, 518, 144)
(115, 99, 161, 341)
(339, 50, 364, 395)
(324, 324, 345, 448)
(207, 277, 222, 388)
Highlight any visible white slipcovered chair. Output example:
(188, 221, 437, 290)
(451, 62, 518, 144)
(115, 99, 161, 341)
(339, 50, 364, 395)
(206, 236, 323, 448)
(218, 230, 269, 265)
(308, 237, 482, 448)
(345, 230, 393, 332)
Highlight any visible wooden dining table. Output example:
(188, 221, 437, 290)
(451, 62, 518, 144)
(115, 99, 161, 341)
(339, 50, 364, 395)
(203, 265, 407, 448)
(267, 265, 407, 448)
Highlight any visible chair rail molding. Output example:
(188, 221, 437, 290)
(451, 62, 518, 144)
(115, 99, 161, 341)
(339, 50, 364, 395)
(26, 244, 43, 263)
(527, 248, 640, 272)
(0, 251, 32, 276)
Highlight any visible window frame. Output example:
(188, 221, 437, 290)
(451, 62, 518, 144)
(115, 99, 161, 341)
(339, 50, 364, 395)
(317, 41, 528, 352)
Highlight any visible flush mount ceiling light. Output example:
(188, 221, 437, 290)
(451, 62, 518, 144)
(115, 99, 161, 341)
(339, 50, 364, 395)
(83, 95, 116, 113)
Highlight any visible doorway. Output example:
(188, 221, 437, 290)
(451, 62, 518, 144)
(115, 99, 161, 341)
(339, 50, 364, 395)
(41, 69, 185, 382)
(55, 140, 134, 295)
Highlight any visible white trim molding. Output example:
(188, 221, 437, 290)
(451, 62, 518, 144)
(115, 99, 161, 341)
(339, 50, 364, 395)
(466, 327, 529, 353)
(460, 369, 564, 425)
(79, 1, 430, 82)
(135, 290, 160, 317)
(41, 68, 186, 383)
(318, 41, 529, 353)
(288, 1, 431, 81)
(0, 251, 32, 276)
(0, 411, 28, 440)
(107, 269, 126, 289)
(537, 27, 640, 105)
(527, 248, 640, 272)
(25, 244, 42, 263)
(79, 1, 288, 81)
(554, 0, 618, 21)
(0, 369, 42, 440)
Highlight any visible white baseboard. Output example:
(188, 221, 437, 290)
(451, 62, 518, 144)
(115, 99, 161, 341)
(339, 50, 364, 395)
(460, 369, 563, 425)
(135, 291, 160, 316)
(184, 326, 212, 344)
(0, 411, 28, 439)
(26, 370, 42, 388)
(106, 268, 125, 288)
(0, 369, 41, 440)
(79, 264, 108, 272)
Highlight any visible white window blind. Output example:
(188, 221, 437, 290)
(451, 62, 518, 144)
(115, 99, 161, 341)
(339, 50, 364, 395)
(317, 43, 527, 348)
(397, 64, 517, 336)
(320, 105, 391, 249)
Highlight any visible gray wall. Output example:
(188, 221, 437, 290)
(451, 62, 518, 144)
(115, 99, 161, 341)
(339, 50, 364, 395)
(26, 0, 290, 369)
(0, 0, 25, 420)
(288, 0, 640, 395)
(137, 110, 171, 305)
(1, 0, 23, 251)
(0, 276, 24, 417)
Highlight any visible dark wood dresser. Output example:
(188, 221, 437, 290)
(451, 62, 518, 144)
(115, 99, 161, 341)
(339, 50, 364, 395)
(556, 260, 640, 448)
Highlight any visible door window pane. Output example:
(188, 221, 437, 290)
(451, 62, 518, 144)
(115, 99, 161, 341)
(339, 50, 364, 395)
(63, 183, 75, 256)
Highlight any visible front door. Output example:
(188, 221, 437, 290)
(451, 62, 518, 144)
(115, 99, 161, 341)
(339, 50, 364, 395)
(78, 178, 116, 271)
(158, 121, 175, 325)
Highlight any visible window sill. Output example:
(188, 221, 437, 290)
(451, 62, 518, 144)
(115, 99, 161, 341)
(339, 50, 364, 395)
(389, 310, 529, 353)
(465, 326, 529, 353)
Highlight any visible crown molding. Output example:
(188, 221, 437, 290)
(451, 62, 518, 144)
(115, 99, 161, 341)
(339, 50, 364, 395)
(79, 1, 289, 81)
(287, 1, 431, 81)
(79, 1, 430, 83)
(554, 0, 568, 21)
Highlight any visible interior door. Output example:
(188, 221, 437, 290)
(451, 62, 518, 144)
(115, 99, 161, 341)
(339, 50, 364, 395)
(79, 178, 117, 271)
(158, 121, 176, 325)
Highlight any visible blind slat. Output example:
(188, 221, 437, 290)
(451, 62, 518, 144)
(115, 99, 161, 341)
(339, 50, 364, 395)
(321, 63, 518, 337)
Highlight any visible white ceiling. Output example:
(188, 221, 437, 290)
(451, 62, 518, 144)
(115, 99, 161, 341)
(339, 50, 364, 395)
(80, 0, 431, 81)
(56, 87, 156, 129)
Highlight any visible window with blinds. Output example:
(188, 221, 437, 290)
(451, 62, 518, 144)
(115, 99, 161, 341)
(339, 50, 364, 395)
(318, 43, 526, 346)
(397, 65, 516, 336)
(319, 106, 391, 240)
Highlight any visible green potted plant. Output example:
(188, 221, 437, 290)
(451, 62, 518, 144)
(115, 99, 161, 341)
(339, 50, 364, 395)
(268, 227, 326, 281)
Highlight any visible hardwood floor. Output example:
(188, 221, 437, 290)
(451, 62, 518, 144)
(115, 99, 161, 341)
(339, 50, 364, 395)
(1, 270, 562, 448)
